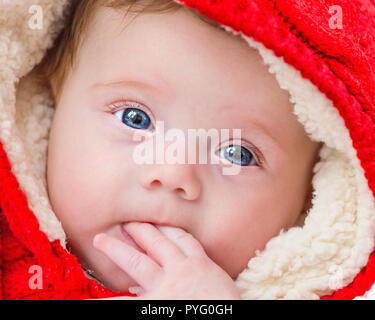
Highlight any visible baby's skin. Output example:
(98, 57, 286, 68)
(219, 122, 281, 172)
(93, 222, 242, 299)
(46, 6, 321, 298)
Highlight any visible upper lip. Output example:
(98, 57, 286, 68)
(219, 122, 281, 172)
(122, 219, 177, 228)
(120, 203, 184, 229)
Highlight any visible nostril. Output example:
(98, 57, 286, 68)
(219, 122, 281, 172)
(175, 187, 198, 201)
(175, 187, 185, 196)
(149, 180, 162, 189)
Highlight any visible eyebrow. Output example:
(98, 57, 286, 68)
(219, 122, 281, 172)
(218, 103, 283, 151)
(92, 79, 156, 90)
(91, 78, 174, 104)
(92, 79, 282, 150)
(242, 120, 282, 150)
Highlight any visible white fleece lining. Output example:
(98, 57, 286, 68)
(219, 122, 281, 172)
(221, 26, 375, 299)
(0, 0, 69, 247)
(1, 0, 374, 299)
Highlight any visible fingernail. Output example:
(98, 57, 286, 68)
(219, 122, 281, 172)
(122, 222, 131, 231)
(93, 233, 106, 248)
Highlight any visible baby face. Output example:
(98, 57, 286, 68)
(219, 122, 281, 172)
(46, 6, 321, 291)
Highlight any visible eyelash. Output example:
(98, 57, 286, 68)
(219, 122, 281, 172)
(220, 140, 264, 167)
(106, 99, 154, 122)
(106, 100, 265, 167)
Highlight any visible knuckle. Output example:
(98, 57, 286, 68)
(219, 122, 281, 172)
(182, 252, 207, 269)
(180, 255, 210, 274)
(128, 252, 144, 271)
(150, 234, 168, 251)
(175, 231, 192, 242)
(184, 233, 204, 252)
(190, 254, 207, 265)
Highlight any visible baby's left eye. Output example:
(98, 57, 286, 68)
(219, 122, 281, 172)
(216, 144, 257, 166)
(114, 107, 153, 130)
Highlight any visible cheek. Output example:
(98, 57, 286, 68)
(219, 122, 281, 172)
(46, 106, 134, 238)
(47, 119, 100, 237)
(200, 183, 299, 278)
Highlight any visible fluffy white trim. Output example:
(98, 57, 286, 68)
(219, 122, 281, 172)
(1, 0, 374, 299)
(0, 0, 70, 246)
(221, 26, 375, 299)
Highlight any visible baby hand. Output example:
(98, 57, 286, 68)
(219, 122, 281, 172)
(92, 222, 241, 300)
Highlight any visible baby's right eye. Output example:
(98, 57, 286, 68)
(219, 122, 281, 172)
(114, 107, 153, 131)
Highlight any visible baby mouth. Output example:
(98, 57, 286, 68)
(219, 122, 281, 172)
(120, 224, 147, 254)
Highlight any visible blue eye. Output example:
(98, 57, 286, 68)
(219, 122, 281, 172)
(216, 144, 256, 166)
(115, 107, 152, 130)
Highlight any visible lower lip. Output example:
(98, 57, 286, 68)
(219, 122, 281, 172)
(120, 225, 147, 254)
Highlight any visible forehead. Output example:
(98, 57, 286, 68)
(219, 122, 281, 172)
(80, 7, 288, 96)
(75, 6, 300, 147)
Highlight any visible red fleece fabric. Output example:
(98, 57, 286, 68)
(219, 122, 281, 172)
(0, 0, 374, 299)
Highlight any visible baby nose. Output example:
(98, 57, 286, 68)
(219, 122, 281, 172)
(139, 163, 201, 201)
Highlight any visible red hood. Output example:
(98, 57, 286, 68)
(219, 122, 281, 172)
(0, 0, 374, 299)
